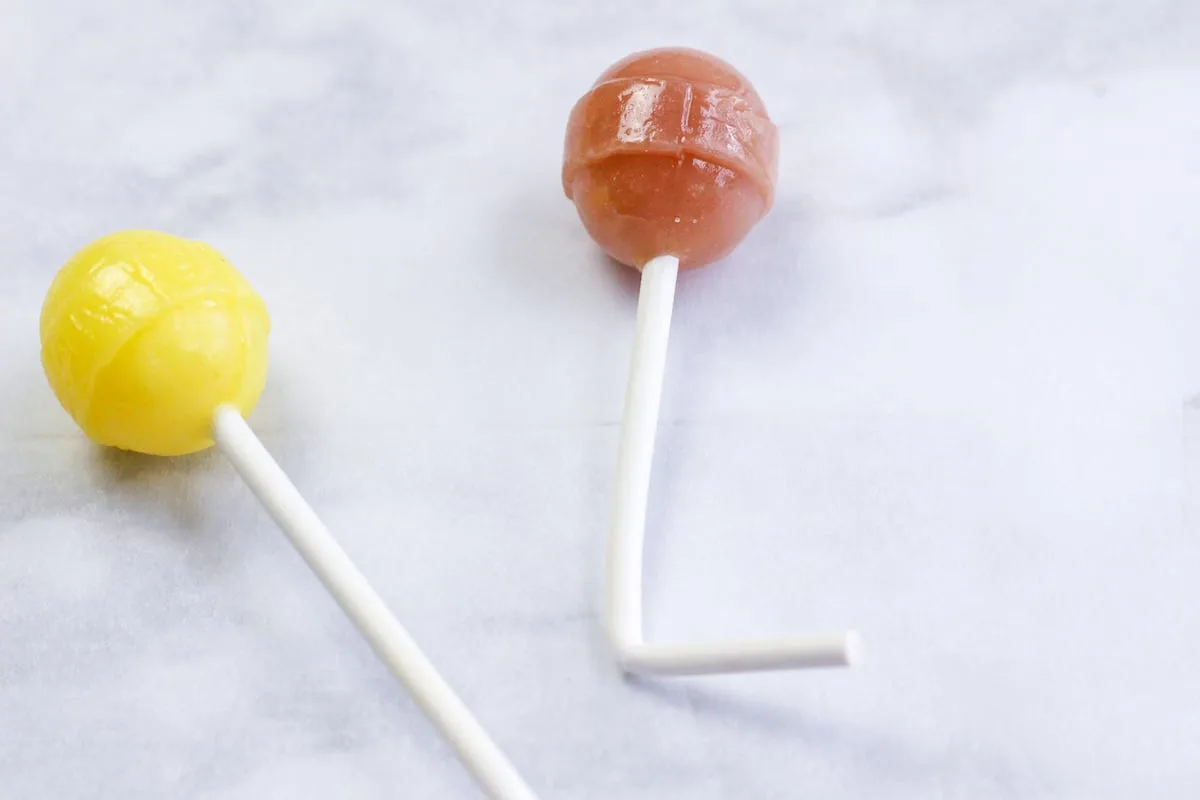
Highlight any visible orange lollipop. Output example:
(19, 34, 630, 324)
(564, 49, 861, 679)
(563, 47, 778, 269)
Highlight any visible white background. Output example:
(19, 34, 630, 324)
(2, 1, 1198, 797)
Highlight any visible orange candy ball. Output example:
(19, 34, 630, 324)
(562, 47, 779, 269)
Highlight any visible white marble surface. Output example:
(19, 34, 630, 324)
(2, 1, 1199, 797)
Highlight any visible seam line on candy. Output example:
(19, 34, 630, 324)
(74, 289, 249, 427)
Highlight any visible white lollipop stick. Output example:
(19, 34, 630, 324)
(607, 255, 862, 676)
(212, 407, 537, 800)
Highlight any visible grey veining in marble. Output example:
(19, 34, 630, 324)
(2, 1, 1199, 797)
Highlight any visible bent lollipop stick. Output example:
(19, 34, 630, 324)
(212, 413, 537, 799)
(562, 48, 860, 677)
(607, 256, 862, 676)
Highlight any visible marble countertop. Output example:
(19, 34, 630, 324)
(2, 1, 1199, 797)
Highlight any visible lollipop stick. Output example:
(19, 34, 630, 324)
(212, 407, 537, 800)
(606, 255, 861, 676)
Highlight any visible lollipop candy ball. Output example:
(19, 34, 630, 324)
(40, 230, 270, 456)
(562, 47, 779, 270)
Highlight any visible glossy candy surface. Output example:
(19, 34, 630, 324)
(563, 47, 778, 269)
(40, 230, 270, 456)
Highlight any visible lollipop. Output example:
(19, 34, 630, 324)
(565, 49, 861, 675)
(41, 231, 536, 800)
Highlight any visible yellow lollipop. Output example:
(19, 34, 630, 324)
(40, 230, 269, 456)
(38, 230, 535, 798)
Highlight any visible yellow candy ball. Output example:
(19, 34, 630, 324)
(40, 230, 270, 456)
